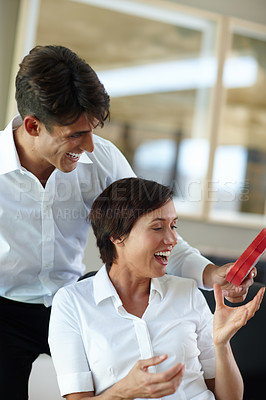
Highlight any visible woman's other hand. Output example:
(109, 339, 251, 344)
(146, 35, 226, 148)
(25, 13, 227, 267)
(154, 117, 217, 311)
(213, 283, 265, 346)
(117, 354, 185, 399)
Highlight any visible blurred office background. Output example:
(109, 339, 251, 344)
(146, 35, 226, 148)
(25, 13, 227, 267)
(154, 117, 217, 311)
(1, 0, 266, 398)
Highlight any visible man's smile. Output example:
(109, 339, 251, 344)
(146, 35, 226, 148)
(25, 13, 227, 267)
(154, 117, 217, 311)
(65, 152, 82, 162)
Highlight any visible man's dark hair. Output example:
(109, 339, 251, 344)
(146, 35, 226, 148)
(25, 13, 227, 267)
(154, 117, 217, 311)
(15, 45, 110, 131)
(90, 177, 173, 269)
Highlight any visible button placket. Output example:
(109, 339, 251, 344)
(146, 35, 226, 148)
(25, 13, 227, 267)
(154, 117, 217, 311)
(133, 319, 155, 367)
(40, 178, 55, 283)
(115, 300, 156, 371)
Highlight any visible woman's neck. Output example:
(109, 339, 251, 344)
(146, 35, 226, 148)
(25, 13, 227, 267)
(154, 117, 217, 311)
(108, 265, 151, 318)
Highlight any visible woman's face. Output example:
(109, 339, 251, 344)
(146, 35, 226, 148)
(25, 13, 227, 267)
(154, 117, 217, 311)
(120, 200, 178, 278)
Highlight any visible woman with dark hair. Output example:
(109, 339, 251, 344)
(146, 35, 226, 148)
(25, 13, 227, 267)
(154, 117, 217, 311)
(49, 177, 264, 400)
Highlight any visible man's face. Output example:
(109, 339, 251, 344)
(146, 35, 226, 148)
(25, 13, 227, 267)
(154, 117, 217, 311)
(33, 113, 99, 173)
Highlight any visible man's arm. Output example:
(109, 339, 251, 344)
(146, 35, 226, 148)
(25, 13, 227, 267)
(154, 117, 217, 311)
(166, 234, 212, 288)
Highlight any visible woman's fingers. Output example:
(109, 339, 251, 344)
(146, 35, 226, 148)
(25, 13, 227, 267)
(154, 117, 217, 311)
(132, 356, 185, 398)
(141, 354, 168, 368)
(154, 362, 185, 383)
(140, 356, 184, 383)
(245, 286, 265, 321)
(149, 364, 185, 397)
(213, 285, 265, 345)
(234, 287, 265, 330)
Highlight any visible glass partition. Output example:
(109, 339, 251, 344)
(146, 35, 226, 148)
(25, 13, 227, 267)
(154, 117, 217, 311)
(35, 0, 266, 225)
(36, 0, 218, 216)
(210, 25, 266, 225)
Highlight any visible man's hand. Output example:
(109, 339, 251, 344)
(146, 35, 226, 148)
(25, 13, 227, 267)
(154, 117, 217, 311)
(203, 263, 257, 303)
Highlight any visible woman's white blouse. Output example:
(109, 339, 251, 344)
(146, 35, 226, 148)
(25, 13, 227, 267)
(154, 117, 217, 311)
(49, 266, 215, 399)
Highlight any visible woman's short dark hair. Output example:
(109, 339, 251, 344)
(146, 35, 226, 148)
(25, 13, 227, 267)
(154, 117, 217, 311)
(90, 177, 173, 269)
(15, 45, 110, 131)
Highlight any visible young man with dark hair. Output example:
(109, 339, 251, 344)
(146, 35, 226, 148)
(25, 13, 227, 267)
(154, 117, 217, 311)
(0, 45, 255, 400)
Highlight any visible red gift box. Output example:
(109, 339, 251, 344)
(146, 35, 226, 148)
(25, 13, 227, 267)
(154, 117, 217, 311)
(225, 228, 266, 286)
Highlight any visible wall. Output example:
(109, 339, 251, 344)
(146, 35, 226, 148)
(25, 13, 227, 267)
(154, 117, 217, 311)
(0, 0, 20, 127)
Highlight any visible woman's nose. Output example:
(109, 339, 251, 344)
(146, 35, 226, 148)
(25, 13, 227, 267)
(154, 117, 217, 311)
(163, 229, 178, 246)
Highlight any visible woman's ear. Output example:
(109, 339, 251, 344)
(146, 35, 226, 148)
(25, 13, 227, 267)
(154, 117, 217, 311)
(110, 236, 124, 247)
(24, 116, 41, 137)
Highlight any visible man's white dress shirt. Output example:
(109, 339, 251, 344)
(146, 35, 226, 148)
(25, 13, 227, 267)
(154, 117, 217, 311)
(0, 116, 211, 306)
(0, 116, 134, 306)
(49, 266, 215, 399)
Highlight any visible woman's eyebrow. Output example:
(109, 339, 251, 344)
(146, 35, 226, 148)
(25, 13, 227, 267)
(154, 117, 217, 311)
(150, 216, 178, 223)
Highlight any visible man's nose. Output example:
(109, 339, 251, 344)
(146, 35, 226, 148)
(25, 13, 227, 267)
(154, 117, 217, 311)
(81, 132, 94, 152)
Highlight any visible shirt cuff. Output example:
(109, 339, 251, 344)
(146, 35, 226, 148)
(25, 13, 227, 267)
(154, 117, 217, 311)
(57, 371, 94, 397)
(183, 253, 213, 290)
(201, 357, 216, 379)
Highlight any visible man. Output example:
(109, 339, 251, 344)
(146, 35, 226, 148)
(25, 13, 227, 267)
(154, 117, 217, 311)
(0, 45, 255, 400)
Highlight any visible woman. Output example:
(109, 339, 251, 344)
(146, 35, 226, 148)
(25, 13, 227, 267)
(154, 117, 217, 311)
(49, 177, 264, 400)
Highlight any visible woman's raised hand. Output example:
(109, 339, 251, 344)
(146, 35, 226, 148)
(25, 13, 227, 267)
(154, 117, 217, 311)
(213, 283, 265, 346)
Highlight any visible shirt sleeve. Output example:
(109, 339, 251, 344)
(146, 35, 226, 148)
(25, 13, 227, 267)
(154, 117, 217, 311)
(192, 282, 215, 379)
(48, 288, 94, 397)
(166, 234, 213, 289)
(107, 140, 136, 182)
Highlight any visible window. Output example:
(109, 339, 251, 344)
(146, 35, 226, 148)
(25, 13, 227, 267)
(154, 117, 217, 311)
(210, 23, 266, 225)
(35, 0, 266, 226)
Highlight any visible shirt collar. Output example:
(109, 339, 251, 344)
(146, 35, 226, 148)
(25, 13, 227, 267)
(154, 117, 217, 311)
(93, 265, 165, 306)
(93, 265, 121, 306)
(150, 277, 164, 300)
(0, 116, 23, 175)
